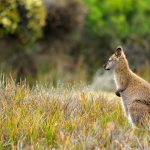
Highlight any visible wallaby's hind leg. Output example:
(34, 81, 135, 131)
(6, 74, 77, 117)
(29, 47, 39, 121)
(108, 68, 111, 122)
(129, 101, 150, 128)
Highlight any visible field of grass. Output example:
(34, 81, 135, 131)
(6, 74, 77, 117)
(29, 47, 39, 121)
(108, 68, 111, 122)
(0, 77, 149, 149)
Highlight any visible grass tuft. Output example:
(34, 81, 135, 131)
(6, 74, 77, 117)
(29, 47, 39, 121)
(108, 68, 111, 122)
(0, 77, 149, 149)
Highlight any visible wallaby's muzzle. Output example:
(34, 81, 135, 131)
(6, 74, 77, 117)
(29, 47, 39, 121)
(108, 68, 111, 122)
(103, 64, 110, 70)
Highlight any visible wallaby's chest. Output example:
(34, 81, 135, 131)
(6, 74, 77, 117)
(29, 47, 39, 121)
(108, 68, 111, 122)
(120, 94, 129, 115)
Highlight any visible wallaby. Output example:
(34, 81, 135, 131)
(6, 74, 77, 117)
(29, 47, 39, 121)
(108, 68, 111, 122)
(103, 46, 150, 128)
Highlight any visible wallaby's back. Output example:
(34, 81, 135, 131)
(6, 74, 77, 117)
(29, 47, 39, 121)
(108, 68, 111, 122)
(122, 71, 150, 105)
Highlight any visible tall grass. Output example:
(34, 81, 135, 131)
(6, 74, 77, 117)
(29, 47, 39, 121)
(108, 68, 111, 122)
(0, 76, 149, 149)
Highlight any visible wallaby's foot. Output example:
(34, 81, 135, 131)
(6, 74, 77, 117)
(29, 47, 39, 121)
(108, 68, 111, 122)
(115, 89, 124, 97)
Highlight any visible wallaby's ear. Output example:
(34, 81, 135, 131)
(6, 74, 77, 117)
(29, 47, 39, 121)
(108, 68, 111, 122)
(115, 46, 123, 58)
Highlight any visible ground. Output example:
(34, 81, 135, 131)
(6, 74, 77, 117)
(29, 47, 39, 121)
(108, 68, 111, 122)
(0, 77, 149, 149)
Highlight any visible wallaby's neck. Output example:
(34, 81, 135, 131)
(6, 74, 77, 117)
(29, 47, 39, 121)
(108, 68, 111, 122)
(115, 55, 131, 85)
(116, 55, 130, 72)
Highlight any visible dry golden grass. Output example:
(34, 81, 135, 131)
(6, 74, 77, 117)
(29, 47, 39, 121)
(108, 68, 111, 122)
(0, 77, 149, 149)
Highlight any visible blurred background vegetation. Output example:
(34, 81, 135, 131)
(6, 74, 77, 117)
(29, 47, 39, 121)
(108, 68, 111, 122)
(0, 0, 150, 84)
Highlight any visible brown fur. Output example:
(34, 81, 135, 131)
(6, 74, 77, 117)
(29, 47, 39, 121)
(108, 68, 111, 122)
(104, 46, 150, 128)
(129, 101, 150, 127)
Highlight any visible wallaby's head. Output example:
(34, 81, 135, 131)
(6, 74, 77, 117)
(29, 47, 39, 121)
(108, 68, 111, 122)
(103, 46, 124, 70)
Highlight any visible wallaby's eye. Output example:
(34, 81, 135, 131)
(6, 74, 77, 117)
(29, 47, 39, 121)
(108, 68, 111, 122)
(108, 58, 112, 62)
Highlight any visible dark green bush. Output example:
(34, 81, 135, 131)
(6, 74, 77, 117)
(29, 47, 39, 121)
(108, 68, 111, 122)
(85, 0, 150, 39)
(0, 0, 86, 81)
(0, 0, 46, 43)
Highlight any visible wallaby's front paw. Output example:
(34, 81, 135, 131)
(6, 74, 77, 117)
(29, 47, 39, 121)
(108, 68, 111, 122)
(115, 89, 124, 97)
(115, 91, 121, 97)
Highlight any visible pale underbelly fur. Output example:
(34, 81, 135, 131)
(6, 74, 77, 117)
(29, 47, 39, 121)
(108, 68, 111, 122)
(120, 94, 135, 127)
(114, 75, 135, 127)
